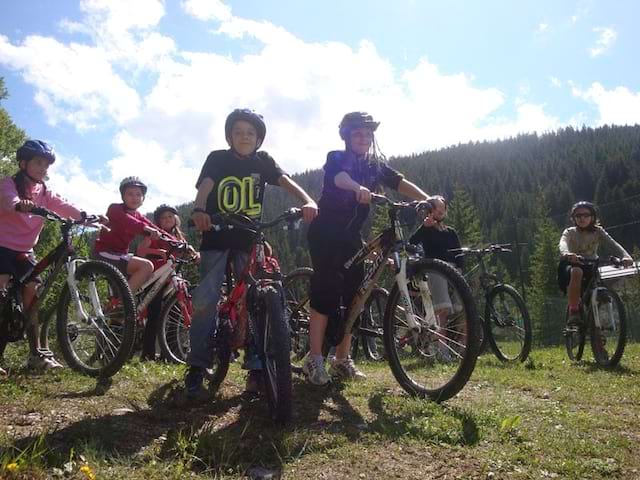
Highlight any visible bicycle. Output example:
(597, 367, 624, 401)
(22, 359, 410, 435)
(285, 193, 481, 402)
(452, 244, 532, 363)
(563, 256, 627, 367)
(284, 266, 388, 363)
(193, 208, 303, 424)
(1, 207, 136, 379)
(126, 235, 195, 363)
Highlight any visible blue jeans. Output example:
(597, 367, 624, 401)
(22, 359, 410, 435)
(187, 249, 261, 370)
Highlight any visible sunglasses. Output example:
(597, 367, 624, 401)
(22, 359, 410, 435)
(573, 213, 593, 219)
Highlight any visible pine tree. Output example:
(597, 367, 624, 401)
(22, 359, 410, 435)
(447, 186, 482, 247)
(527, 198, 562, 345)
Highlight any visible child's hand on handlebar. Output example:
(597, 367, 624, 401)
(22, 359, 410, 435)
(301, 201, 318, 224)
(566, 253, 580, 264)
(356, 186, 372, 204)
(191, 210, 212, 232)
(144, 226, 161, 239)
(16, 200, 35, 213)
(623, 257, 634, 268)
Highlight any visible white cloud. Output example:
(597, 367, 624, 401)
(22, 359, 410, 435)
(572, 82, 640, 126)
(537, 23, 549, 34)
(549, 76, 562, 88)
(1, 0, 562, 213)
(589, 27, 617, 57)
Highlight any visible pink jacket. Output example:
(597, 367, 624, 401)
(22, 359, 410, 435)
(0, 176, 83, 252)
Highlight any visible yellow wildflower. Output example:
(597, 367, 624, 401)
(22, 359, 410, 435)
(5, 463, 18, 471)
(80, 464, 96, 480)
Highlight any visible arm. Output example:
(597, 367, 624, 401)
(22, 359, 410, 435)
(44, 190, 83, 220)
(397, 179, 429, 202)
(334, 171, 372, 204)
(191, 178, 214, 231)
(277, 175, 318, 223)
(599, 228, 633, 265)
(136, 236, 167, 260)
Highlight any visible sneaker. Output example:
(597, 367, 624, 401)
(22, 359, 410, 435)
(0, 366, 6, 376)
(184, 366, 207, 400)
(592, 328, 609, 362)
(566, 311, 582, 328)
(302, 355, 330, 386)
(26, 352, 64, 371)
(244, 370, 262, 395)
(436, 345, 456, 364)
(329, 357, 367, 381)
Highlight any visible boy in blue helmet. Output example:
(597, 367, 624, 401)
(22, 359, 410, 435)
(186, 109, 318, 400)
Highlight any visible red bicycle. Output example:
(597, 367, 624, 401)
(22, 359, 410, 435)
(199, 208, 302, 424)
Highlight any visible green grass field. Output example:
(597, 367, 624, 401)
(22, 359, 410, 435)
(1, 343, 639, 479)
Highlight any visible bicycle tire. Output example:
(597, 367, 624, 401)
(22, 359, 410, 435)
(257, 285, 292, 424)
(361, 287, 388, 361)
(158, 291, 190, 364)
(383, 258, 480, 402)
(283, 267, 313, 368)
(56, 260, 136, 378)
(484, 284, 532, 363)
(589, 288, 627, 367)
(564, 307, 586, 362)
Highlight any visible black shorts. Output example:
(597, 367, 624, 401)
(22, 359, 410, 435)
(557, 259, 596, 294)
(307, 220, 365, 315)
(0, 246, 39, 283)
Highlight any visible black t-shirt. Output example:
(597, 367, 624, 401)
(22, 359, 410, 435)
(313, 151, 403, 237)
(196, 149, 285, 251)
(409, 225, 464, 269)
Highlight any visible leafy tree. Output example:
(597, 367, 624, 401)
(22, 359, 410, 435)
(0, 77, 26, 175)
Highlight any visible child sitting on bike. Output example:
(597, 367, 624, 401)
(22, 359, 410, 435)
(136, 204, 198, 361)
(93, 176, 161, 294)
(0, 140, 86, 372)
(558, 201, 633, 327)
(409, 196, 463, 362)
(303, 111, 442, 386)
(186, 108, 318, 399)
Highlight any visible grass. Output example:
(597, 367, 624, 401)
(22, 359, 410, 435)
(1, 342, 639, 479)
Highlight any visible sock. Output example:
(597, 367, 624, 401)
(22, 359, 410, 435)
(568, 304, 579, 314)
(312, 354, 324, 364)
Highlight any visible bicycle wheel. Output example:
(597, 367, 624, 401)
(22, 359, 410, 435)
(257, 285, 292, 424)
(484, 284, 532, 362)
(283, 267, 313, 368)
(383, 258, 480, 402)
(589, 288, 627, 367)
(158, 291, 190, 364)
(56, 261, 136, 378)
(361, 287, 388, 361)
(564, 307, 586, 361)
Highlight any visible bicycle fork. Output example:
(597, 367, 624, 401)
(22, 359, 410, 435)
(394, 256, 438, 335)
(591, 287, 616, 333)
(65, 259, 95, 323)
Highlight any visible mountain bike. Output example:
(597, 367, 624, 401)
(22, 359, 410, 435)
(286, 194, 481, 402)
(195, 208, 303, 424)
(564, 256, 627, 367)
(2, 207, 136, 379)
(125, 235, 196, 363)
(452, 244, 532, 363)
(284, 267, 388, 363)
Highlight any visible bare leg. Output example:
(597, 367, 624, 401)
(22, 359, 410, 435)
(567, 266, 583, 308)
(127, 257, 154, 293)
(23, 282, 40, 356)
(309, 308, 328, 356)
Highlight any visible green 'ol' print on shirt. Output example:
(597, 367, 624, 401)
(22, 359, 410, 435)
(217, 175, 261, 218)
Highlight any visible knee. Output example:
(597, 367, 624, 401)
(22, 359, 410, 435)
(570, 267, 583, 280)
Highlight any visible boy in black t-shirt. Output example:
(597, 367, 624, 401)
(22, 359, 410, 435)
(303, 112, 442, 385)
(186, 109, 318, 400)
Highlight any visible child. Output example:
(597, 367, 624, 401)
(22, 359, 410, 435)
(409, 196, 463, 362)
(303, 112, 442, 385)
(93, 176, 161, 294)
(186, 108, 318, 400)
(136, 204, 198, 360)
(558, 201, 633, 327)
(0, 140, 85, 371)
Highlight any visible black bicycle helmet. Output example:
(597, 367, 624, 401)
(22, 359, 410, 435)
(153, 204, 178, 223)
(224, 109, 266, 148)
(16, 140, 56, 165)
(339, 112, 380, 141)
(119, 176, 148, 196)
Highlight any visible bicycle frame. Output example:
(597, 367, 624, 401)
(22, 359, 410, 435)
(341, 199, 436, 338)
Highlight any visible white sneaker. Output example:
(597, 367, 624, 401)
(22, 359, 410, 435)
(0, 366, 6, 376)
(26, 352, 64, 371)
(329, 357, 367, 381)
(436, 345, 456, 364)
(302, 355, 330, 386)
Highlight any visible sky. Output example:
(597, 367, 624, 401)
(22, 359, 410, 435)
(1, 0, 639, 214)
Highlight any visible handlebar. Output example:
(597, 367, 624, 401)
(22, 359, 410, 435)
(565, 255, 627, 268)
(188, 208, 303, 233)
(449, 243, 512, 258)
(370, 193, 433, 213)
(29, 207, 108, 230)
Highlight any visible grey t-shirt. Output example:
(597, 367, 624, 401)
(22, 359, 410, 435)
(558, 226, 631, 260)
